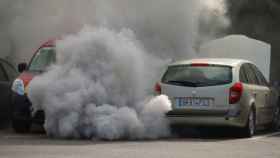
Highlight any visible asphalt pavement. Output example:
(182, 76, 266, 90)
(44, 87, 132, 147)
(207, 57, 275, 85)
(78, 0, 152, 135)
(0, 127, 280, 158)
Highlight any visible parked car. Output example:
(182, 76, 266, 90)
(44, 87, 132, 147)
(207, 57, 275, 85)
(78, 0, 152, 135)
(0, 58, 18, 126)
(11, 39, 56, 133)
(156, 58, 280, 137)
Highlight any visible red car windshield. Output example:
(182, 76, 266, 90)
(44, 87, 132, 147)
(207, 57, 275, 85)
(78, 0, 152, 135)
(29, 47, 56, 72)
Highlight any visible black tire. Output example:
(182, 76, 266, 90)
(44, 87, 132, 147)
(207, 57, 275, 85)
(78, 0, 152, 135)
(12, 119, 31, 133)
(241, 109, 256, 138)
(271, 105, 280, 131)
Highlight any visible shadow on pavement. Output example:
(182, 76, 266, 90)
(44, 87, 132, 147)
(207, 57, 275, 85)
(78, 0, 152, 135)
(170, 126, 243, 141)
(1, 125, 279, 146)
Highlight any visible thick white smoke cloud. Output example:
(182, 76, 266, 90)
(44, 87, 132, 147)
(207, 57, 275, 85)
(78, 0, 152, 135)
(197, 0, 230, 47)
(28, 27, 171, 139)
(24, 0, 229, 139)
(1, 0, 229, 63)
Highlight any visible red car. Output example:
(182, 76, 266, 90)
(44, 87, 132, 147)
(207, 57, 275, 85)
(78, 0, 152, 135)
(11, 40, 56, 133)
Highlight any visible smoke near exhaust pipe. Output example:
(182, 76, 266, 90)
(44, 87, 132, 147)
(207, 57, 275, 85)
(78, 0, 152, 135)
(3, 0, 230, 139)
(28, 27, 172, 139)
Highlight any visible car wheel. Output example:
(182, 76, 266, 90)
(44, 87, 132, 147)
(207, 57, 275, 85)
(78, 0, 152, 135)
(271, 105, 280, 131)
(12, 119, 31, 133)
(242, 109, 256, 138)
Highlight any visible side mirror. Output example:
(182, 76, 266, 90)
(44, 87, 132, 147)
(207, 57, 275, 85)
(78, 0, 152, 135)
(18, 63, 27, 73)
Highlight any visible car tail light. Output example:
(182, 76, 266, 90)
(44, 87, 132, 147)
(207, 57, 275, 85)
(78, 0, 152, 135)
(154, 82, 161, 94)
(191, 63, 209, 67)
(229, 82, 243, 104)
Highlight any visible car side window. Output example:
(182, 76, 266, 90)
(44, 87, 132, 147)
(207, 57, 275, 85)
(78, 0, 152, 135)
(247, 64, 261, 85)
(243, 63, 258, 85)
(0, 64, 8, 81)
(1, 61, 17, 80)
(258, 70, 269, 86)
(239, 64, 249, 83)
(251, 64, 269, 86)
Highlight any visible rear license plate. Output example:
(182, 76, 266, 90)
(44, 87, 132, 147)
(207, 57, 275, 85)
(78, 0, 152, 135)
(175, 97, 213, 108)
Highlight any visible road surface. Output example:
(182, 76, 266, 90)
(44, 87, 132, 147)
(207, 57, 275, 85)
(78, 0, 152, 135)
(0, 128, 280, 158)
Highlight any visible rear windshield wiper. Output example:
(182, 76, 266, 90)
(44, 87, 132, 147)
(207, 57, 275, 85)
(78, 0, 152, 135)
(166, 80, 198, 87)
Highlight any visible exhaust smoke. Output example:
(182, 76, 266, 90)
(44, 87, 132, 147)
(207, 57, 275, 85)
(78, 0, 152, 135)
(18, 0, 230, 140)
(28, 27, 172, 139)
(1, 0, 229, 63)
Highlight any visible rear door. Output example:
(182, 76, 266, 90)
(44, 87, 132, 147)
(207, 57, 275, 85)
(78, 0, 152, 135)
(161, 64, 233, 113)
(251, 64, 274, 124)
(245, 63, 270, 125)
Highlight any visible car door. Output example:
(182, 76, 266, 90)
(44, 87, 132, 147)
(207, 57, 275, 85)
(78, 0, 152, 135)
(0, 61, 11, 123)
(242, 63, 266, 125)
(248, 64, 271, 125)
(252, 65, 275, 123)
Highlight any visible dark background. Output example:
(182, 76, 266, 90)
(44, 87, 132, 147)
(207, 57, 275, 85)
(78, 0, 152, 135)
(227, 0, 280, 84)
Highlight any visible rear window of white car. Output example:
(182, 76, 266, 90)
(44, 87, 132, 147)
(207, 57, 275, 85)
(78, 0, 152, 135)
(162, 65, 232, 87)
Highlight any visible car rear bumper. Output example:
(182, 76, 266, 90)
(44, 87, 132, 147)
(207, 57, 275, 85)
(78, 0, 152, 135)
(166, 110, 246, 127)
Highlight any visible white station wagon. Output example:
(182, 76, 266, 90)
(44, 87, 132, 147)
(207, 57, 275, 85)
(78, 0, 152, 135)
(155, 58, 280, 137)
